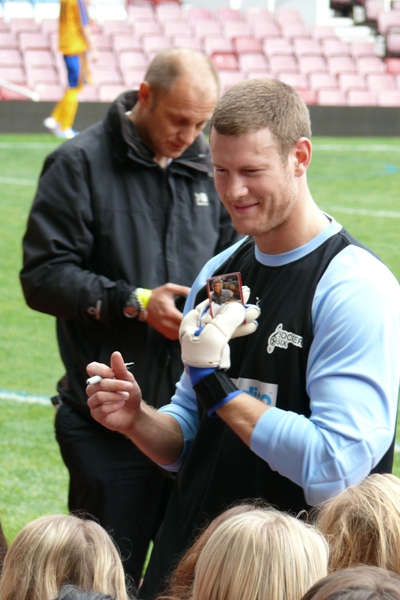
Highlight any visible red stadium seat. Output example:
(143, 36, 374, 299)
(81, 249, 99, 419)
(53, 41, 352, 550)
(386, 57, 400, 73)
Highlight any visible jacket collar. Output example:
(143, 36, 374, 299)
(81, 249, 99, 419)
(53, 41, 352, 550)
(104, 90, 214, 176)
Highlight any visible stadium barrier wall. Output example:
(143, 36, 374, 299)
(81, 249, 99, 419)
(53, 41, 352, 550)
(0, 101, 400, 136)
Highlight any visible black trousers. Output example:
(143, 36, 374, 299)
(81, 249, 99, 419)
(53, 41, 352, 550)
(55, 403, 172, 587)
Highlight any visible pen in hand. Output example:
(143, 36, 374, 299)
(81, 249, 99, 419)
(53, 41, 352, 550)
(86, 362, 135, 385)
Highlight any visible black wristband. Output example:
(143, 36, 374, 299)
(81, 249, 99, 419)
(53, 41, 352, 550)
(193, 370, 238, 415)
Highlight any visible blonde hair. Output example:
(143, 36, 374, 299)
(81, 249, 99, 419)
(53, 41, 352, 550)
(0, 514, 130, 600)
(315, 473, 400, 574)
(191, 508, 328, 600)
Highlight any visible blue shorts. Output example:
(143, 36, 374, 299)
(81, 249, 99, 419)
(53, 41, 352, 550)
(63, 54, 81, 88)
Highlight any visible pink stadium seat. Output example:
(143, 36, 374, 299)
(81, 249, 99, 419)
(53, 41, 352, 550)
(377, 9, 400, 35)
(18, 32, 51, 52)
(26, 66, 59, 87)
(163, 20, 192, 38)
(376, 89, 400, 105)
(34, 82, 64, 101)
(193, 20, 222, 39)
(263, 38, 293, 58)
(0, 32, 19, 50)
(118, 50, 148, 71)
(233, 37, 263, 54)
(131, 19, 162, 37)
(366, 72, 396, 98)
(141, 34, 171, 57)
(0, 47, 23, 67)
(311, 25, 339, 41)
(356, 55, 385, 74)
(93, 33, 112, 51)
(40, 18, 60, 34)
(297, 88, 317, 105)
(269, 54, 298, 74)
(338, 73, 368, 93)
(121, 67, 146, 87)
(222, 21, 252, 39)
(238, 52, 268, 73)
(155, 3, 184, 21)
(9, 18, 38, 34)
(275, 8, 304, 24)
(320, 38, 351, 57)
(327, 55, 357, 75)
(346, 89, 377, 105)
(252, 20, 281, 39)
(298, 55, 328, 74)
(171, 36, 202, 51)
(102, 20, 132, 36)
(386, 57, 400, 73)
(203, 37, 234, 56)
(218, 69, 245, 92)
(210, 52, 239, 71)
(280, 21, 310, 41)
(24, 49, 54, 69)
(308, 72, 338, 91)
(292, 38, 322, 57)
(349, 40, 377, 59)
(0, 65, 26, 85)
(127, 5, 155, 22)
(385, 28, 400, 57)
(111, 35, 141, 54)
(246, 71, 273, 80)
(78, 85, 99, 102)
(317, 89, 347, 105)
(0, 18, 9, 32)
(94, 49, 117, 68)
(186, 7, 214, 22)
(91, 68, 123, 86)
(98, 83, 127, 102)
(216, 8, 244, 23)
(364, 0, 386, 23)
(245, 7, 274, 25)
(276, 71, 308, 88)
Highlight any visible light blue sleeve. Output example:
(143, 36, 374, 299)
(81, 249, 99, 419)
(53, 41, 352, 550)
(250, 245, 400, 505)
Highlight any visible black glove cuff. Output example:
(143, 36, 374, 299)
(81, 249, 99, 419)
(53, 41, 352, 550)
(193, 370, 238, 415)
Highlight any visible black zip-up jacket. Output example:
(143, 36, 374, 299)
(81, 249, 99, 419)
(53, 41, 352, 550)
(20, 91, 239, 414)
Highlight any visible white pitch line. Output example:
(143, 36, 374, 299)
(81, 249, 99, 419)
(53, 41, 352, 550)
(0, 176, 37, 185)
(328, 206, 400, 218)
(313, 144, 400, 152)
(0, 389, 50, 406)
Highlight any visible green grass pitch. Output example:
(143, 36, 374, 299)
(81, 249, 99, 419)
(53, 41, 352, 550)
(0, 134, 399, 544)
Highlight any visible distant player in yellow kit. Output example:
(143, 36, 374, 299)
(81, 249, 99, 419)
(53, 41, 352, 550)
(44, 0, 97, 139)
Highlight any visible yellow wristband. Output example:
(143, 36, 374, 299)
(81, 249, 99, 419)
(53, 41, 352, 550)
(135, 288, 152, 309)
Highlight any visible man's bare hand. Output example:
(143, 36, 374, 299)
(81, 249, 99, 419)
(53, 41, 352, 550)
(147, 283, 190, 340)
(86, 351, 141, 436)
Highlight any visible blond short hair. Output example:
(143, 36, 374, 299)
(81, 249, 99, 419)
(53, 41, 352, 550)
(0, 514, 130, 600)
(210, 78, 311, 160)
(315, 473, 400, 573)
(191, 507, 328, 600)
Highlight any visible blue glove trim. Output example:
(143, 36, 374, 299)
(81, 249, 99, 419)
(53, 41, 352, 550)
(207, 389, 243, 417)
(188, 366, 217, 386)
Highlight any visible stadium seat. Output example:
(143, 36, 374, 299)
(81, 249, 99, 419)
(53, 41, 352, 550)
(0, 65, 26, 85)
(102, 20, 132, 36)
(0, 32, 18, 50)
(94, 49, 117, 68)
(118, 50, 148, 71)
(385, 27, 400, 57)
(275, 7, 304, 24)
(320, 38, 351, 57)
(232, 37, 263, 54)
(298, 55, 328, 75)
(171, 36, 202, 51)
(252, 20, 281, 39)
(316, 89, 347, 105)
(121, 67, 146, 88)
(311, 24, 339, 42)
(338, 73, 368, 93)
(34, 82, 64, 101)
(276, 71, 309, 88)
(193, 20, 222, 39)
(38, 18, 59, 34)
(238, 52, 268, 73)
(349, 40, 377, 59)
(77, 85, 99, 102)
(203, 36, 234, 56)
(186, 7, 214, 22)
(297, 88, 317, 105)
(216, 8, 244, 23)
(9, 17, 38, 34)
(155, 3, 183, 21)
(91, 68, 123, 86)
(93, 32, 113, 51)
(269, 54, 298, 75)
(18, 31, 51, 51)
(346, 89, 377, 105)
(98, 83, 127, 102)
(210, 51, 239, 71)
(376, 88, 400, 105)
(377, 8, 400, 35)
(244, 7, 274, 25)
(385, 56, 400, 73)
(132, 19, 163, 37)
(217, 69, 245, 93)
(356, 55, 385, 74)
(163, 20, 192, 38)
(24, 49, 54, 69)
(141, 34, 171, 57)
(26, 65, 59, 86)
(327, 55, 357, 75)
(292, 38, 322, 57)
(366, 72, 396, 98)
(263, 38, 294, 58)
(280, 21, 310, 41)
(308, 72, 338, 91)
(127, 4, 155, 22)
(222, 21, 252, 39)
(0, 47, 23, 67)
(364, 0, 385, 24)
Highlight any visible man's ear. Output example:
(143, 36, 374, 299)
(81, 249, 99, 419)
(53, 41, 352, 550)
(137, 81, 152, 108)
(293, 137, 312, 177)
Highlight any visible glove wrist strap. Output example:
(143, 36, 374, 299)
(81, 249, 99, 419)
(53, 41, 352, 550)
(193, 370, 239, 417)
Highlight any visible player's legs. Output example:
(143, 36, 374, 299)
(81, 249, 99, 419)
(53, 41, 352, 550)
(46, 55, 82, 137)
